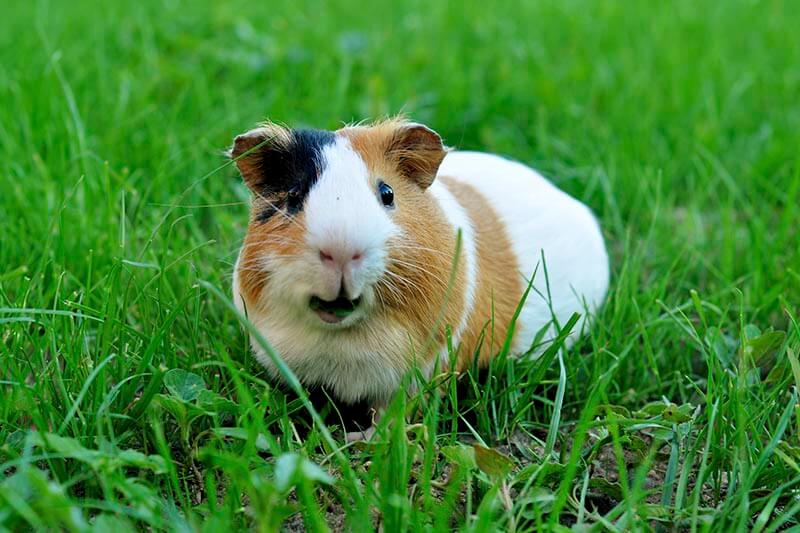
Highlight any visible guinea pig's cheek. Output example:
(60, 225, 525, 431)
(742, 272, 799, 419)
(262, 256, 313, 304)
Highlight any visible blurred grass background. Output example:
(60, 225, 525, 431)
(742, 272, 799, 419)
(1, 0, 799, 530)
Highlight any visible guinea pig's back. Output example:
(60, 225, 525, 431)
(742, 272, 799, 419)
(437, 151, 609, 353)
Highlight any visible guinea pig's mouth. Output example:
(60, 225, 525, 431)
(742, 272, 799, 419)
(309, 295, 362, 325)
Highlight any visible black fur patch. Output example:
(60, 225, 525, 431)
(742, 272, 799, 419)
(254, 129, 335, 222)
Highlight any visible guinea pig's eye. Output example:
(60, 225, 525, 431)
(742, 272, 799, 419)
(378, 181, 394, 208)
(286, 186, 303, 214)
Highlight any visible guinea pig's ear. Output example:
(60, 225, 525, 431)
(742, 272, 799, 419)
(387, 123, 446, 189)
(229, 123, 292, 192)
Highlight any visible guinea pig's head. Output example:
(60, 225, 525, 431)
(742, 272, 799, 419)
(232, 118, 448, 331)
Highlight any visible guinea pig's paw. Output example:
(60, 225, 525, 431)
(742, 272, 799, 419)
(345, 425, 377, 443)
(344, 407, 382, 442)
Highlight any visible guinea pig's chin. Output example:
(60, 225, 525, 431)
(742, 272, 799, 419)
(310, 307, 367, 330)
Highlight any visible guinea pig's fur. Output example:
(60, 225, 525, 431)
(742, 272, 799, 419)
(231, 118, 609, 409)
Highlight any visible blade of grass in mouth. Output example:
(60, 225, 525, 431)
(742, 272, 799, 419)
(310, 296, 360, 317)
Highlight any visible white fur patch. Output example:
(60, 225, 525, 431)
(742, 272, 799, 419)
(304, 137, 401, 300)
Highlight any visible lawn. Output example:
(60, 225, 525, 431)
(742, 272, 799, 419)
(1, 0, 800, 530)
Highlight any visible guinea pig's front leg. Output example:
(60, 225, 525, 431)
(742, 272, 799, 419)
(344, 406, 383, 442)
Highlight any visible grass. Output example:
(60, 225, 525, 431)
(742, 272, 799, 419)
(1, 0, 800, 530)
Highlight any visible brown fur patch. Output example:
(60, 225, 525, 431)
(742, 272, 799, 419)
(237, 204, 306, 309)
(381, 175, 468, 360)
(231, 122, 292, 192)
(385, 124, 446, 188)
(339, 118, 408, 180)
(340, 117, 446, 189)
(439, 176, 523, 370)
(339, 123, 466, 365)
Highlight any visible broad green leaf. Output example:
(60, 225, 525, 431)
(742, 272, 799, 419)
(516, 461, 567, 486)
(29, 433, 98, 463)
(744, 324, 762, 340)
(764, 361, 789, 383)
(212, 427, 271, 452)
(163, 369, 207, 402)
(274, 453, 333, 493)
(441, 444, 476, 469)
(116, 449, 168, 474)
(1, 468, 87, 531)
(744, 330, 786, 364)
(621, 433, 649, 453)
(28, 432, 167, 474)
(598, 404, 632, 419)
(4, 429, 26, 450)
(473, 444, 514, 479)
(197, 389, 238, 413)
(662, 403, 694, 423)
(152, 394, 188, 420)
(651, 427, 674, 442)
(589, 477, 624, 501)
(635, 401, 671, 418)
(518, 487, 555, 516)
(704, 327, 736, 368)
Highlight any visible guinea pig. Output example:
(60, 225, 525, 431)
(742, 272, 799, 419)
(230, 118, 608, 425)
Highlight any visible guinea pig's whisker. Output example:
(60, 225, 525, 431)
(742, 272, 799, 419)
(376, 280, 410, 306)
(260, 237, 301, 246)
(234, 260, 274, 271)
(383, 268, 426, 291)
(396, 260, 454, 285)
(387, 258, 449, 288)
(388, 254, 444, 268)
(236, 257, 287, 270)
(251, 190, 283, 212)
(378, 270, 408, 291)
(239, 263, 278, 272)
(235, 255, 273, 265)
(373, 283, 388, 309)
(388, 243, 452, 259)
(385, 277, 441, 309)
(389, 240, 451, 253)
(380, 271, 428, 304)
(251, 190, 307, 229)
(238, 236, 303, 250)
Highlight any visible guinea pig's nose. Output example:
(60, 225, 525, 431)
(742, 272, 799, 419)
(318, 248, 363, 269)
